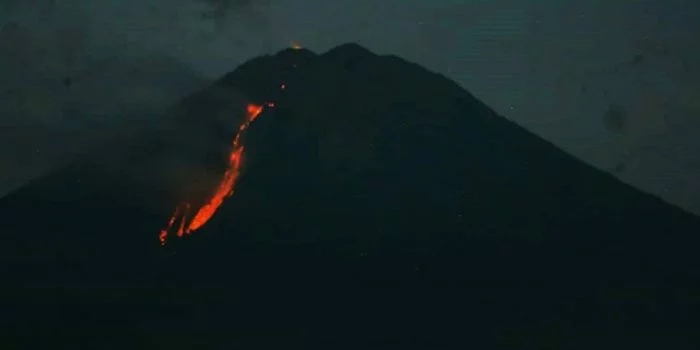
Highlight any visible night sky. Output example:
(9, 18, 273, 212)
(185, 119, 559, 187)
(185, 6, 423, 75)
(1, 0, 699, 214)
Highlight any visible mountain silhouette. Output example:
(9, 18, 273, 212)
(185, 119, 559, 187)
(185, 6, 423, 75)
(2, 43, 699, 349)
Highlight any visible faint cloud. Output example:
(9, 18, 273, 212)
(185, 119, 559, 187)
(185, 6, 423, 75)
(196, 0, 269, 24)
(603, 103, 627, 134)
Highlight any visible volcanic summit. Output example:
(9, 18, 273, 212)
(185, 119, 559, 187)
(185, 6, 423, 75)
(3, 43, 700, 348)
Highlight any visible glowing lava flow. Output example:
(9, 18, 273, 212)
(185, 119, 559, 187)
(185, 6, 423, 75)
(159, 103, 264, 246)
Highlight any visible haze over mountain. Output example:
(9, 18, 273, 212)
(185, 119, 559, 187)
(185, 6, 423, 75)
(2, 43, 699, 349)
(2, 1, 700, 214)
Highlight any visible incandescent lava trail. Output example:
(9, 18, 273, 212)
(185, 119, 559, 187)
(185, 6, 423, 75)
(159, 103, 264, 246)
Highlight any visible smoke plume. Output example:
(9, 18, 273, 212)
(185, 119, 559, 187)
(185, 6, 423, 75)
(0, 0, 272, 196)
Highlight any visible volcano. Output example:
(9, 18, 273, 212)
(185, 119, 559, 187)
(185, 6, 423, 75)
(2, 43, 699, 349)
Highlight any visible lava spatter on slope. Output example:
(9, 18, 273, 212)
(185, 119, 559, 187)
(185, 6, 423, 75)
(157, 42, 305, 246)
(158, 103, 265, 246)
(4, 42, 700, 348)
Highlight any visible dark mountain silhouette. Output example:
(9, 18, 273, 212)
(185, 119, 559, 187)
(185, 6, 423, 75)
(2, 43, 699, 349)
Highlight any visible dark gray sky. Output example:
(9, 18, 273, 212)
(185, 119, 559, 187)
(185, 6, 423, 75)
(1, 0, 699, 214)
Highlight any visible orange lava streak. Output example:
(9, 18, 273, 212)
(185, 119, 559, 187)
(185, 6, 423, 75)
(159, 103, 264, 246)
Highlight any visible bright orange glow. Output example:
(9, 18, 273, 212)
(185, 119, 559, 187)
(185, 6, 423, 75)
(290, 41, 302, 50)
(158, 103, 265, 246)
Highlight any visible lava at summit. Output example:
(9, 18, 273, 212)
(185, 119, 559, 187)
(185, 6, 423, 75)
(158, 103, 264, 246)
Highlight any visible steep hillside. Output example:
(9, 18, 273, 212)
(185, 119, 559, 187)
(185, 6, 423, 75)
(2, 43, 699, 349)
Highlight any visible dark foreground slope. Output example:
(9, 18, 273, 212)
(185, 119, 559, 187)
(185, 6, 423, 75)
(2, 43, 699, 349)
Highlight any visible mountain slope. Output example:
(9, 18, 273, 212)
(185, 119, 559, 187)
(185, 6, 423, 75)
(2, 43, 699, 349)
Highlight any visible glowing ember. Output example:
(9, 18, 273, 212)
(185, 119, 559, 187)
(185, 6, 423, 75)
(159, 102, 265, 246)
